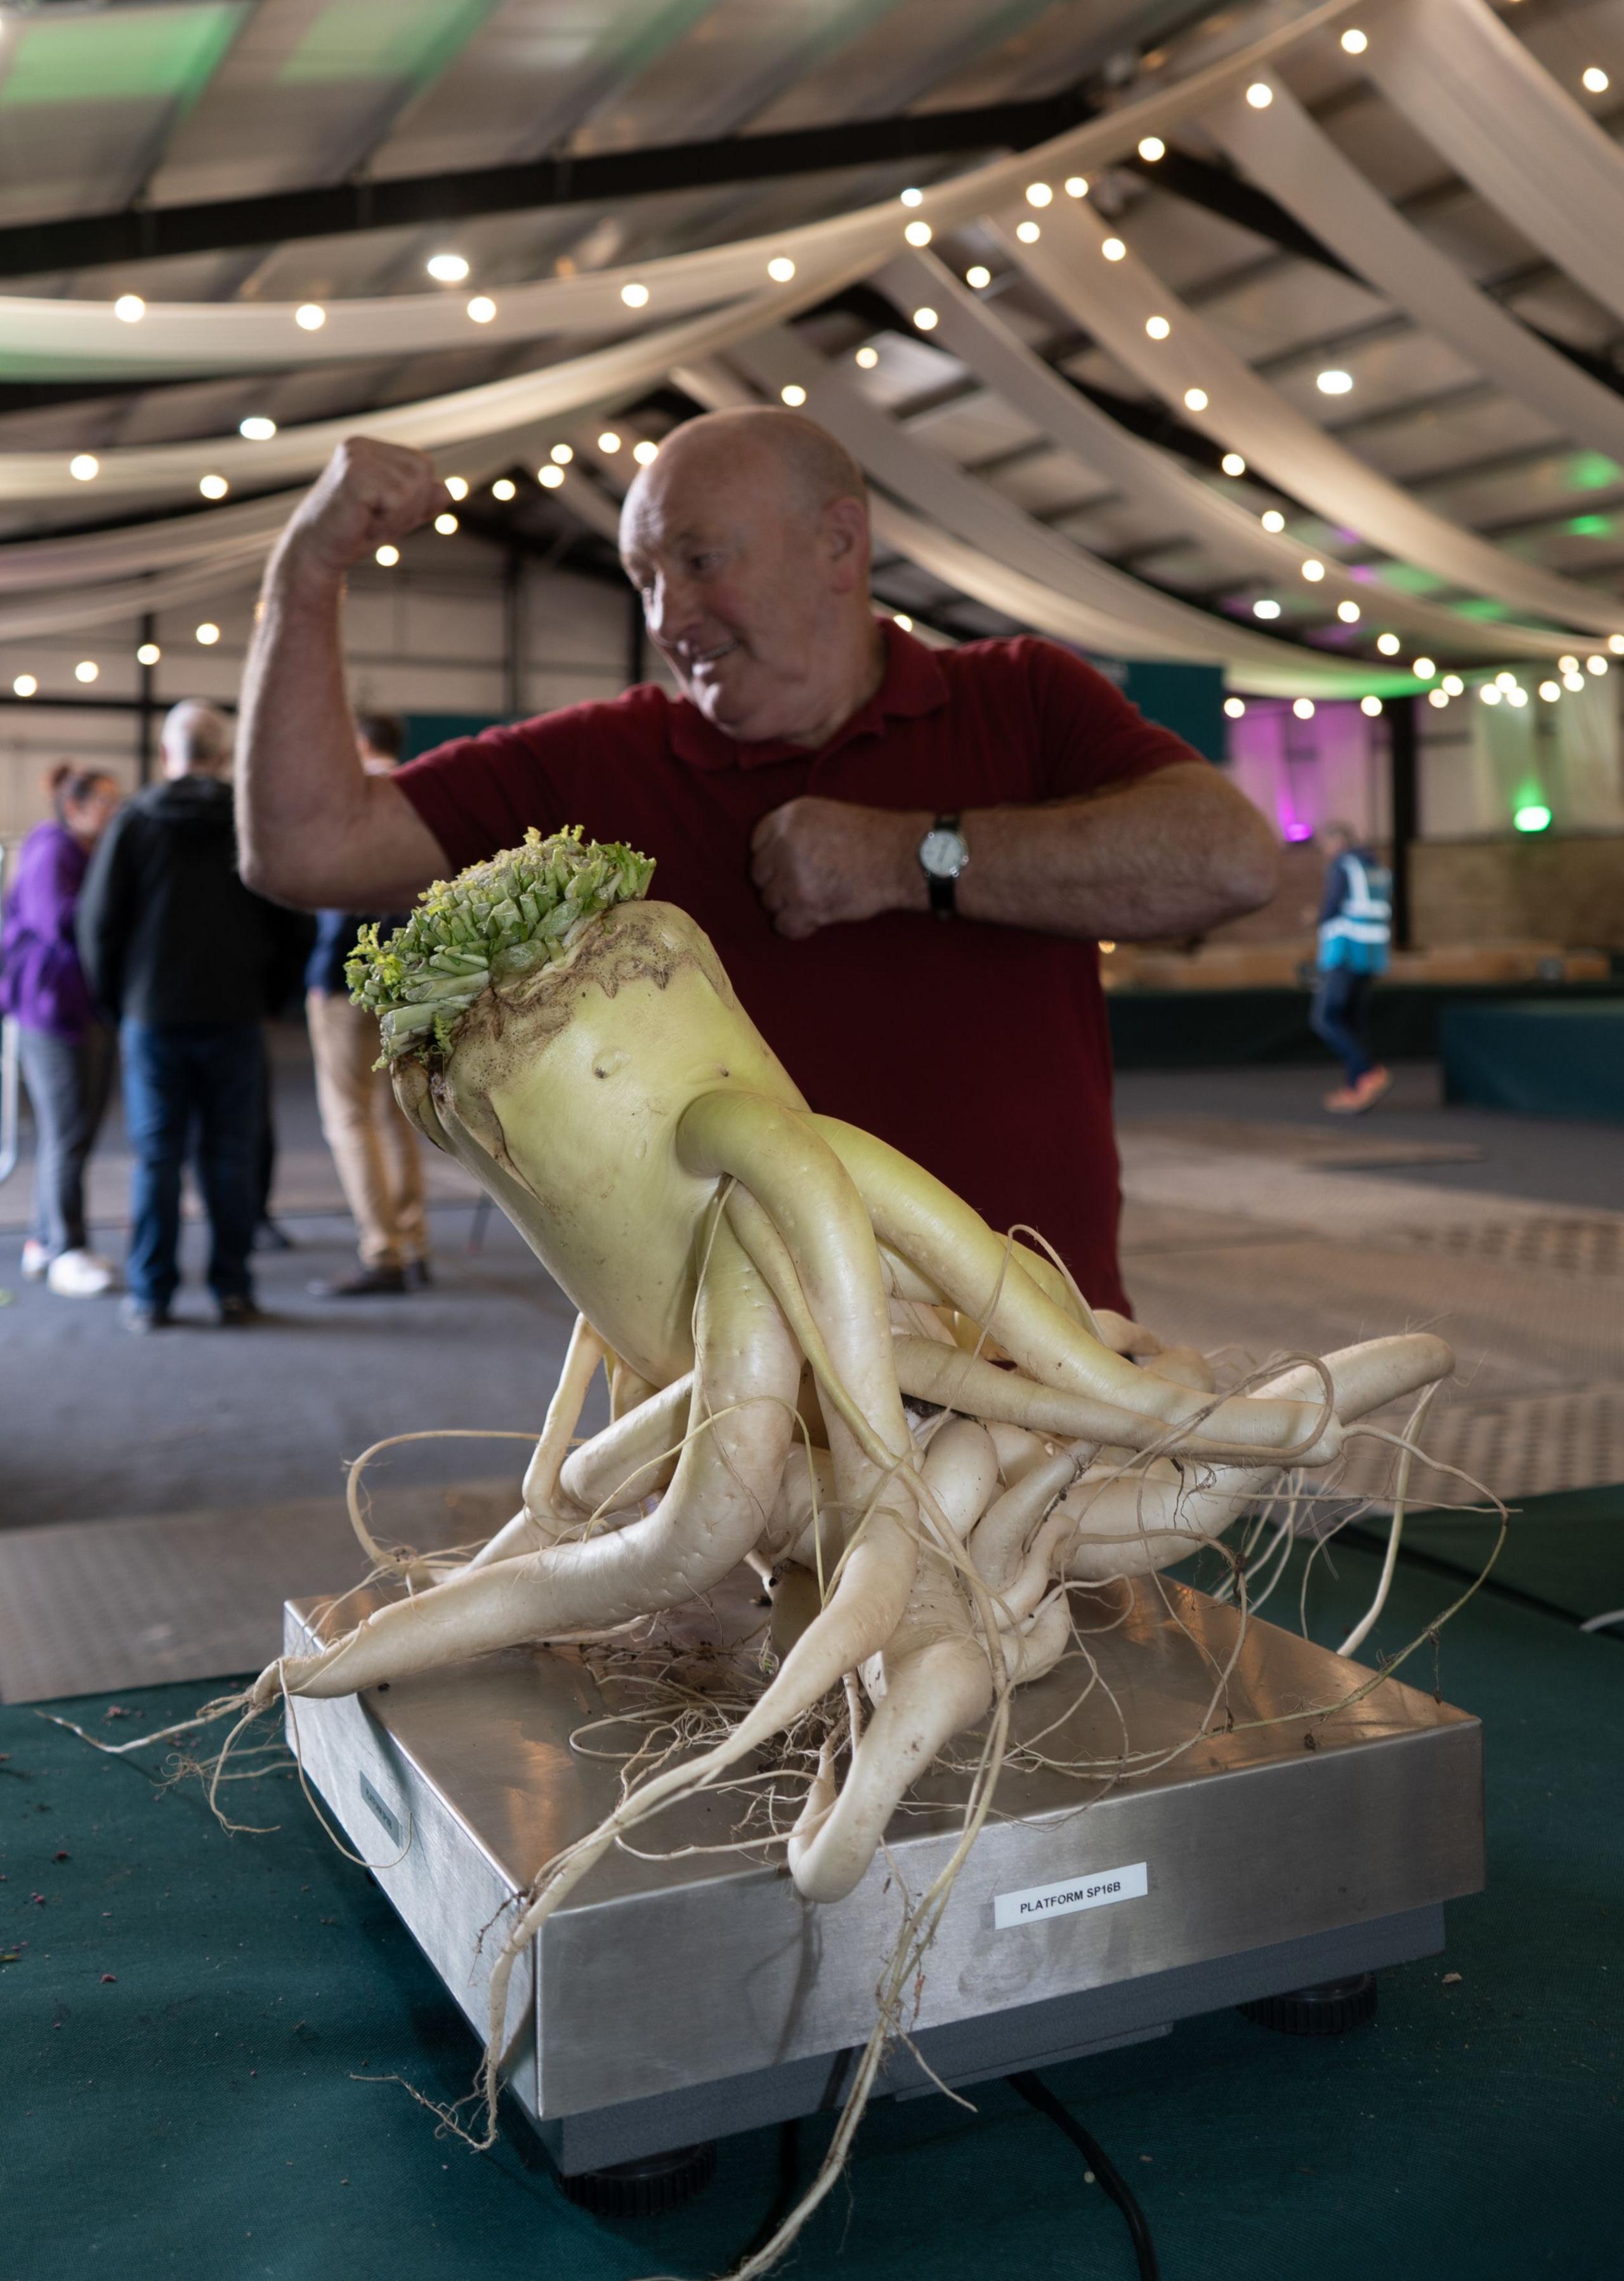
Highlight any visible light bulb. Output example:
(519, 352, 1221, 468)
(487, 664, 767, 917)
(1101, 237, 1126, 261)
(374, 544, 400, 567)
(1413, 657, 1436, 678)
(1293, 697, 1316, 719)
(1341, 27, 1368, 53)
(913, 306, 939, 330)
(854, 346, 879, 368)
(893, 613, 913, 631)
(466, 296, 496, 323)
(1026, 182, 1053, 207)
(195, 623, 219, 646)
(1496, 670, 1517, 688)
(900, 188, 923, 207)
(780, 384, 807, 407)
(548, 444, 573, 465)
(1137, 137, 1165, 162)
(1016, 219, 1042, 243)
(620, 283, 650, 308)
(1583, 65, 1609, 93)
(114, 294, 145, 323)
(1587, 653, 1608, 674)
(440, 474, 468, 500)
(537, 466, 564, 489)
(199, 474, 228, 499)
(492, 478, 516, 501)
(239, 415, 276, 440)
(1317, 369, 1354, 394)
(1442, 675, 1464, 695)
(1302, 558, 1325, 581)
(1337, 599, 1361, 623)
(1246, 81, 1273, 107)
(1183, 386, 1208, 411)
(69, 453, 100, 481)
(903, 220, 932, 247)
(597, 431, 622, 453)
(1557, 653, 1579, 671)
(1377, 632, 1401, 655)
(1223, 696, 1246, 719)
(1221, 452, 1246, 476)
(13, 673, 37, 696)
(1145, 314, 1171, 339)
(767, 256, 796, 282)
(1254, 598, 1281, 619)
(295, 304, 325, 330)
(1610, 633, 1624, 653)
(632, 440, 659, 466)
(1363, 695, 1385, 716)
(427, 253, 469, 283)
(966, 266, 991, 290)
(434, 511, 459, 533)
(1480, 684, 1502, 704)
(1564, 670, 1586, 690)
(136, 643, 160, 665)
(1508, 686, 1529, 706)
(1064, 176, 1089, 198)
(1427, 688, 1448, 709)
(1261, 509, 1285, 531)
(1539, 680, 1561, 700)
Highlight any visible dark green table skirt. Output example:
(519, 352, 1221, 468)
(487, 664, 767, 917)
(1441, 1000, 1624, 1120)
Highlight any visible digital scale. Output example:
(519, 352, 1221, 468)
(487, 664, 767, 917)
(284, 1569, 1483, 2178)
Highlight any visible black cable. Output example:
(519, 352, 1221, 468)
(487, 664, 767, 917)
(1007, 2070, 1160, 2281)
(731, 2118, 803, 2267)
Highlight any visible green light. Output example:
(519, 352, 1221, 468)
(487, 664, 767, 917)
(1513, 803, 1552, 833)
(1570, 452, 1621, 492)
(1568, 513, 1611, 537)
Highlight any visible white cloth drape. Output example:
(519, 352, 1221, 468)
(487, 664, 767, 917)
(882, 246, 1565, 660)
(0, 556, 263, 641)
(1361, 0, 1624, 336)
(1205, 75, 1624, 477)
(1003, 200, 1615, 637)
(0, 491, 294, 592)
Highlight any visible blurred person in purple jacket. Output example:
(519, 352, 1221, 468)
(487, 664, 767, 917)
(0, 762, 124, 1294)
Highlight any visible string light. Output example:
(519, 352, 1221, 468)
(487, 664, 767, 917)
(893, 613, 913, 631)
(537, 466, 564, 489)
(1587, 653, 1609, 674)
(854, 345, 879, 368)
(1183, 386, 1208, 410)
(1302, 558, 1326, 581)
(1317, 369, 1353, 394)
(1563, 669, 1586, 690)
(1377, 632, 1401, 655)
(1246, 82, 1274, 107)
(900, 188, 923, 207)
(13, 673, 37, 696)
(114, 294, 145, 323)
(69, 454, 99, 481)
(549, 444, 573, 465)
(632, 439, 659, 465)
(1254, 598, 1281, 618)
(492, 478, 516, 500)
(1064, 176, 1089, 198)
(1442, 674, 1464, 695)
(75, 660, 99, 683)
(780, 384, 807, 406)
(597, 430, 622, 452)
(1507, 684, 1529, 706)
(1026, 182, 1053, 207)
(1145, 314, 1171, 339)
(1101, 237, 1126, 261)
(239, 415, 276, 440)
(1539, 679, 1561, 700)
(427, 253, 469, 282)
(1363, 694, 1385, 716)
(1293, 697, 1316, 719)
(434, 511, 459, 532)
(295, 304, 325, 330)
(1224, 696, 1246, 718)
(913, 306, 939, 330)
(1341, 27, 1368, 52)
(620, 282, 649, 308)
(1427, 687, 1448, 708)
(1610, 634, 1624, 653)
(1557, 653, 1579, 671)
(1261, 509, 1285, 531)
(1480, 683, 1502, 704)
(1582, 65, 1609, 93)
(195, 623, 219, 646)
(136, 643, 160, 665)
(1137, 137, 1166, 162)
(1016, 220, 1042, 243)
(1337, 599, 1361, 622)
(375, 544, 400, 566)
(767, 256, 796, 282)
(199, 474, 228, 499)
(1413, 656, 1436, 679)
(1495, 670, 1517, 688)
(1221, 452, 1246, 476)
(966, 266, 991, 290)
(1514, 801, 1552, 832)
(904, 220, 933, 247)
(466, 296, 496, 323)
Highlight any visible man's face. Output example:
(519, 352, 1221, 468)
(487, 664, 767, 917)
(620, 443, 867, 745)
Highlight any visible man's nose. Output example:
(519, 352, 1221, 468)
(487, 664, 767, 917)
(644, 571, 697, 648)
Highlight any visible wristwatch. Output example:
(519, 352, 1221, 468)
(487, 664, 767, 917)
(918, 813, 969, 918)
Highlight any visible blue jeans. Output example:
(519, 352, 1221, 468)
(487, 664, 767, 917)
(1310, 967, 1375, 1085)
(120, 1019, 264, 1309)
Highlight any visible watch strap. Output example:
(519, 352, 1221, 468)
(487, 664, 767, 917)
(927, 812, 960, 919)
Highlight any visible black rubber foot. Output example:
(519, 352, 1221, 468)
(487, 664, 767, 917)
(1240, 1971, 1378, 2036)
(561, 2141, 718, 2219)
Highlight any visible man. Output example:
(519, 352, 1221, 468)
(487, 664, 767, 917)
(1310, 820, 1393, 1115)
(304, 709, 431, 1297)
(239, 413, 1278, 1314)
(78, 700, 309, 1330)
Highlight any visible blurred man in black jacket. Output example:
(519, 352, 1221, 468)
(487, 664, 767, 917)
(78, 700, 309, 1330)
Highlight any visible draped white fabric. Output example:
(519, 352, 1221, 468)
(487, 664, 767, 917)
(0, 492, 294, 593)
(881, 245, 1563, 660)
(1361, 0, 1624, 336)
(0, 556, 263, 642)
(0, 0, 1359, 379)
(1002, 200, 1614, 639)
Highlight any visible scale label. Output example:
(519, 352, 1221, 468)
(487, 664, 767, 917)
(359, 1770, 403, 1848)
(994, 1861, 1148, 1930)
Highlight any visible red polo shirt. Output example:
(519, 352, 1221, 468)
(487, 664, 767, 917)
(395, 626, 1194, 1315)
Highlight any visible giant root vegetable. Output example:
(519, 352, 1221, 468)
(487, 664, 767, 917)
(241, 830, 1455, 2232)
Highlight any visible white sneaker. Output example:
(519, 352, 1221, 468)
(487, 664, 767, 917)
(21, 1238, 49, 1281)
(46, 1248, 119, 1298)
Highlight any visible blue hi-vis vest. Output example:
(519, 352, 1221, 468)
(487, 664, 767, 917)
(1318, 851, 1392, 974)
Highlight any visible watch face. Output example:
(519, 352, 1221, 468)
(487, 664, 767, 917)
(920, 827, 968, 880)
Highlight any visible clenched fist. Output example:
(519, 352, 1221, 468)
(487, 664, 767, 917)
(276, 436, 450, 589)
(750, 796, 930, 939)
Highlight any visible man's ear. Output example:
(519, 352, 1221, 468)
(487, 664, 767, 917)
(819, 495, 872, 594)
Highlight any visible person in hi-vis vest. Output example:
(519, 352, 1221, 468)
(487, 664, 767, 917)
(1311, 821, 1392, 1114)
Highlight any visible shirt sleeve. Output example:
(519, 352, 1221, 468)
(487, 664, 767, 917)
(1318, 854, 1349, 926)
(393, 719, 571, 875)
(1018, 640, 1205, 802)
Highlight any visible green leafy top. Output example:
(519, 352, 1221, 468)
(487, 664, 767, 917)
(346, 827, 656, 1061)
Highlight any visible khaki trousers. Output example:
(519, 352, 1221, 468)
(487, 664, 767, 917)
(306, 990, 428, 1269)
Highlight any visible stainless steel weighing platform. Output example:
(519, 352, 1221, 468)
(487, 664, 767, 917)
(284, 1571, 1483, 2174)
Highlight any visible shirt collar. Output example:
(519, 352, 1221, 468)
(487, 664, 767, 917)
(665, 621, 949, 772)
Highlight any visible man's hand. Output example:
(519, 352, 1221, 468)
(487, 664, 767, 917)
(276, 436, 449, 592)
(750, 797, 928, 939)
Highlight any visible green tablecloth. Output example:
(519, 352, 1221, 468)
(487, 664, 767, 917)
(4, 1543, 1620, 2281)
(1441, 1000, 1624, 1120)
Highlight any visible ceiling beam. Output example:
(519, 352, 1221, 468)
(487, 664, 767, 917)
(0, 88, 1103, 282)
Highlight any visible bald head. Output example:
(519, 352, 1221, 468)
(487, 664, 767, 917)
(160, 699, 233, 779)
(618, 406, 882, 748)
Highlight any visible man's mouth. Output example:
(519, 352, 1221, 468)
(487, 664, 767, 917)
(685, 640, 740, 672)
